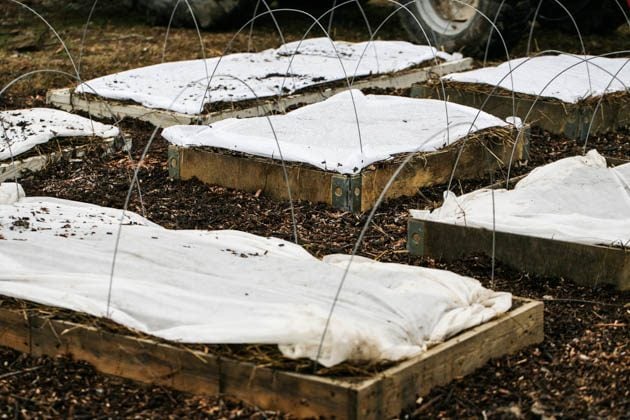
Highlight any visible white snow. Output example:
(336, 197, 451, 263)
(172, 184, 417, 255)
(412, 150, 630, 247)
(443, 54, 630, 103)
(76, 38, 459, 115)
(0, 108, 119, 161)
(162, 90, 509, 174)
(0, 190, 511, 367)
(0, 183, 25, 204)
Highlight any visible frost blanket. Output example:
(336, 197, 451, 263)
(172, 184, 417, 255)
(76, 38, 458, 115)
(444, 55, 630, 103)
(162, 90, 508, 174)
(0, 192, 511, 367)
(0, 108, 119, 161)
(412, 150, 630, 247)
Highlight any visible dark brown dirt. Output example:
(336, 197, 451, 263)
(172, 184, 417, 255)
(3, 117, 628, 419)
(1, 1, 629, 419)
(0, 347, 290, 419)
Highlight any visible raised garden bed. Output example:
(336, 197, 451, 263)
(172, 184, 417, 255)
(0, 136, 130, 182)
(407, 152, 630, 290)
(46, 38, 472, 128)
(0, 297, 543, 419)
(411, 55, 630, 140)
(407, 219, 629, 290)
(0, 108, 129, 182)
(165, 91, 529, 212)
(0, 188, 544, 418)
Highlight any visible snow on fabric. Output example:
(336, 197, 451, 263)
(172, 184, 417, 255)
(412, 150, 630, 247)
(0, 191, 511, 367)
(0, 108, 119, 161)
(162, 90, 508, 174)
(75, 38, 458, 115)
(443, 54, 630, 103)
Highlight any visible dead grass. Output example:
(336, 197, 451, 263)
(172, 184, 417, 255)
(0, 0, 408, 106)
(3, 0, 625, 110)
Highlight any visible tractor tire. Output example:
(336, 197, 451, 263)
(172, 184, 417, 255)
(136, 0, 255, 29)
(537, 0, 628, 35)
(399, 0, 532, 58)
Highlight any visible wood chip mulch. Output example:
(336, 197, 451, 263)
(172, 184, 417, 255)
(0, 116, 627, 418)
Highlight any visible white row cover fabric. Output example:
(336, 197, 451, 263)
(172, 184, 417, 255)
(0, 189, 511, 367)
(0, 108, 119, 161)
(162, 90, 508, 174)
(443, 54, 630, 103)
(412, 150, 630, 247)
(76, 38, 459, 115)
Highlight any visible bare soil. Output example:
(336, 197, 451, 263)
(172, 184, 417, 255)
(1, 1, 629, 418)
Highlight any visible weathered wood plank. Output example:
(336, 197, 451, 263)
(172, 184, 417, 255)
(407, 219, 630, 290)
(0, 296, 542, 419)
(174, 147, 335, 206)
(46, 58, 473, 129)
(360, 129, 528, 212)
(47, 88, 199, 127)
(0, 136, 131, 182)
(217, 357, 358, 418)
(0, 310, 225, 395)
(606, 156, 630, 167)
(411, 84, 630, 140)
(0, 307, 354, 418)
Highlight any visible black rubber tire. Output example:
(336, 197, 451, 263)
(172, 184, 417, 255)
(136, 0, 256, 29)
(537, 0, 628, 35)
(399, 0, 532, 58)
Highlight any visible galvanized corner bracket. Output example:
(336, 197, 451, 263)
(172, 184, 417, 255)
(331, 174, 362, 212)
(167, 145, 181, 179)
(407, 218, 426, 256)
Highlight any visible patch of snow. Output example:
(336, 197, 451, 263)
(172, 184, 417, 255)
(505, 116, 523, 128)
(76, 38, 459, 115)
(412, 150, 630, 247)
(443, 54, 630, 103)
(0, 108, 119, 161)
(0, 190, 511, 367)
(162, 90, 508, 174)
(0, 183, 24, 204)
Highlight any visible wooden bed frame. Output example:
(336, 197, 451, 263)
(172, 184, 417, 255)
(168, 127, 529, 212)
(46, 59, 473, 128)
(411, 83, 629, 140)
(0, 297, 543, 419)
